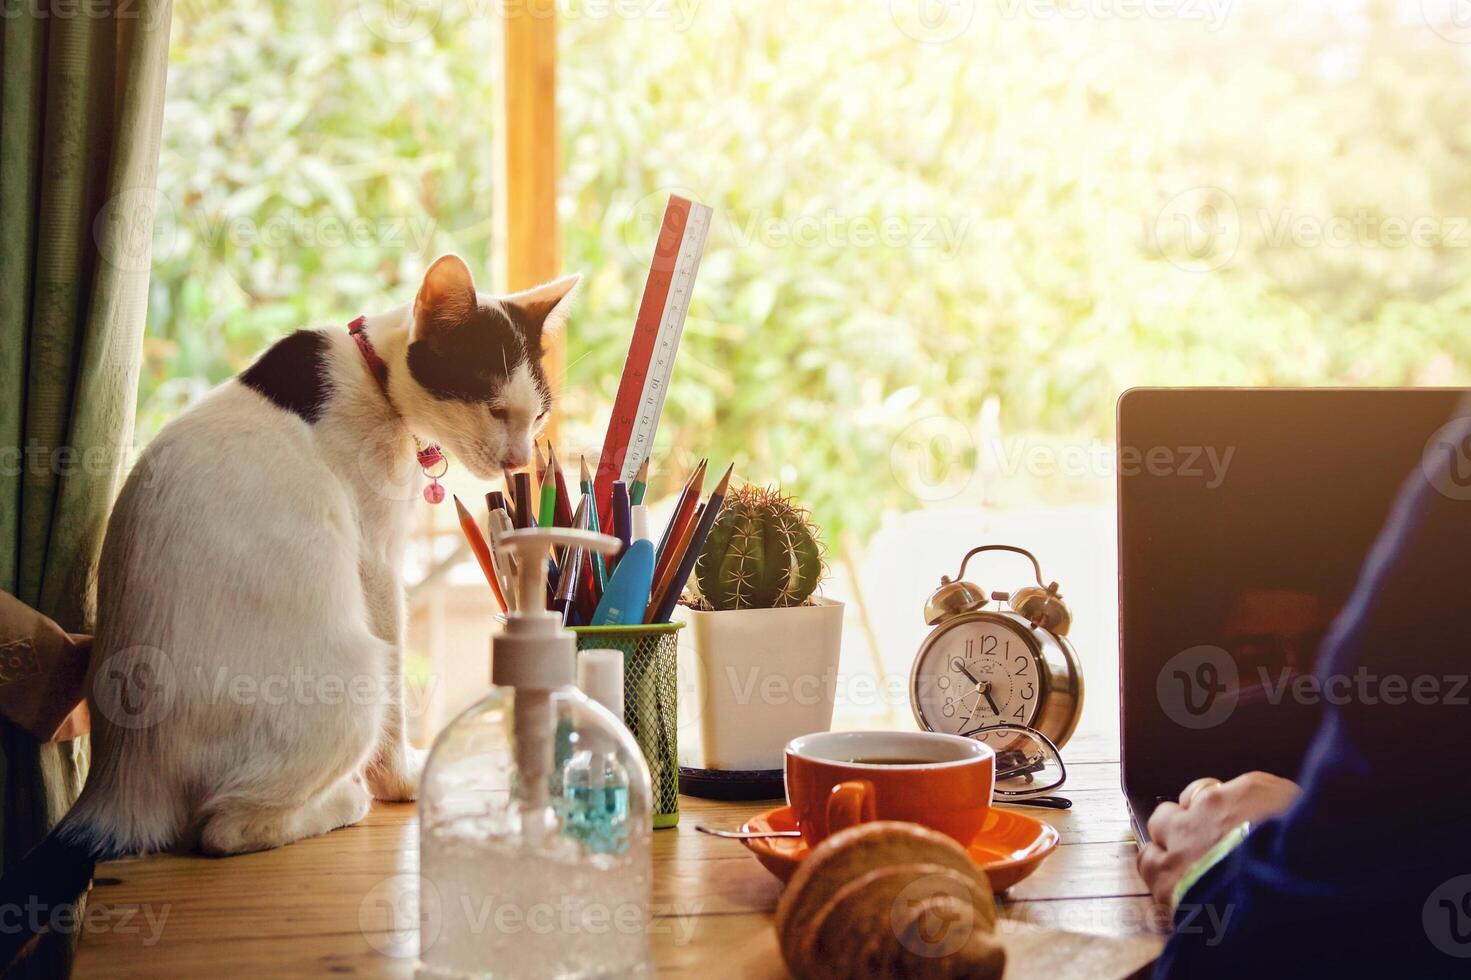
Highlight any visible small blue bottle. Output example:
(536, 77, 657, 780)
(561, 649, 634, 854)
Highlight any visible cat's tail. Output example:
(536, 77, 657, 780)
(0, 809, 119, 969)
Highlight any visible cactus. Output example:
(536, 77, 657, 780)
(692, 485, 824, 611)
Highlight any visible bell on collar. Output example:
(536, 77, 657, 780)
(1007, 582, 1072, 635)
(924, 576, 989, 625)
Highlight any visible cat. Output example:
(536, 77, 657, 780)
(0, 255, 576, 963)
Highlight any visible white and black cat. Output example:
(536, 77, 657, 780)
(0, 256, 576, 960)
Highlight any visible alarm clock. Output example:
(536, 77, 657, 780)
(909, 545, 1085, 749)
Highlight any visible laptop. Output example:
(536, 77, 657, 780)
(1117, 388, 1469, 842)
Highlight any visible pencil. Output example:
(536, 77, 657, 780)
(538, 448, 559, 529)
(535, 442, 548, 488)
(631, 456, 650, 507)
(653, 459, 707, 589)
(646, 503, 703, 623)
(580, 455, 609, 590)
(550, 446, 574, 528)
(454, 495, 507, 612)
(650, 463, 732, 623)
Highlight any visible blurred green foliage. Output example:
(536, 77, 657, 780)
(147, 0, 1471, 543)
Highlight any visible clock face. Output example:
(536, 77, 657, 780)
(913, 617, 1041, 735)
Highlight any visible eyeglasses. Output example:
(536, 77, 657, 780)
(964, 723, 1070, 810)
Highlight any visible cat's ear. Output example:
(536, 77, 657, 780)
(413, 254, 478, 340)
(504, 274, 581, 344)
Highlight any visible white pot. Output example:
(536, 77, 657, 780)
(677, 597, 844, 771)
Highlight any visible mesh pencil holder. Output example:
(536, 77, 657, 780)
(572, 622, 683, 828)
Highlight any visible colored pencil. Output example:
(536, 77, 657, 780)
(580, 455, 609, 590)
(454, 495, 507, 612)
(650, 463, 732, 623)
(653, 459, 707, 589)
(537, 452, 558, 529)
(631, 457, 650, 506)
(511, 472, 536, 529)
(646, 503, 702, 623)
(549, 446, 574, 528)
(534, 442, 548, 488)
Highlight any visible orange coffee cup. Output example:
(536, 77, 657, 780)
(784, 730, 995, 847)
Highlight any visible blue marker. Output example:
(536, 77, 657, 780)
(591, 539, 654, 626)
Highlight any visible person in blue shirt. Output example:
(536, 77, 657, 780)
(1139, 410, 1471, 977)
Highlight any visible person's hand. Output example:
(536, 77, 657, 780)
(1137, 771, 1301, 907)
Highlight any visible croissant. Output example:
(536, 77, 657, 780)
(775, 821, 1006, 980)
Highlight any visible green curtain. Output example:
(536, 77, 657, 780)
(0, 0, 171, 970)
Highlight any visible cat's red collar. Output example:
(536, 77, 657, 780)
(348, 316, 447, 504)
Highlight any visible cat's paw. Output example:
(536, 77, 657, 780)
(366, 745, 425, 802)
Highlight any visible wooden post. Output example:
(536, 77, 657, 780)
(496, 0, 561, 439)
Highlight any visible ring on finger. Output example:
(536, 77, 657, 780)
(1179, 777, 1222, 808)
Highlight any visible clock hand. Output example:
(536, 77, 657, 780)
(979, 681, 1000, 716)
(952, 658, 982, 687)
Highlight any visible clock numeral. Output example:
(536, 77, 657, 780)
(964, 638, 974, 660)
(942, 697, 956, 718)
(980, 635, 999, 657)
(1013, 654, 1030, 675)
(1012, 705, 1025, 720)
(1021, 682, 1035, 700)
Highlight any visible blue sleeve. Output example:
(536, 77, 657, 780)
(1154, 411, 1471, 978)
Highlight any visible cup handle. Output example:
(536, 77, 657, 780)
(826, 779, 877, 835)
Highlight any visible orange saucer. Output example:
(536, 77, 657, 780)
(738, 805, 1060, 893)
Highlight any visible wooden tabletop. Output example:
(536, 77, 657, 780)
(72, 729, 1163, 978)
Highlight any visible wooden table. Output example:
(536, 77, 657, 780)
(73, 732, 1163, 978)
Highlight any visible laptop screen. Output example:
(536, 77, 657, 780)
(1118, 388, 1468, 814)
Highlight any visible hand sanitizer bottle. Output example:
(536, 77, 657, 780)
(418, 529, 654, 980)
